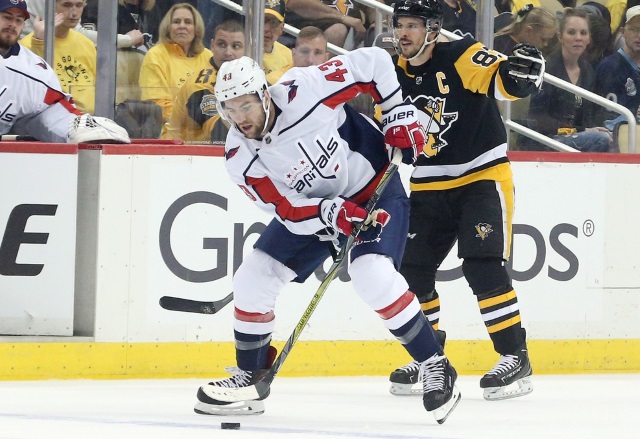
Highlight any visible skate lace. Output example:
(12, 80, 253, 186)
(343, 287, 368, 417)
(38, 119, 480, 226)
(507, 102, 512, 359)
(418, 354, 446, 393)
(213, 366, 253, 388)
(397, 360, 421, 373)
(486, 354, 519, 376)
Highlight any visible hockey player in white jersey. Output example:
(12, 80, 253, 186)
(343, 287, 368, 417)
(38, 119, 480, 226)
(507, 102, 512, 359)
(193, 50, 461, 424)
(0, 0, 129, 144)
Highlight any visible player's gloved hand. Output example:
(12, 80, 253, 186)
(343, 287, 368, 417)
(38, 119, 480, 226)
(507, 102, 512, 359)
(507, 43, 545, 88)
(381, 103, 427, 165)
(321, 198, 390, 236)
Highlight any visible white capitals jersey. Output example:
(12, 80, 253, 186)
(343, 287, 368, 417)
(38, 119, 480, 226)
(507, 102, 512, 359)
(224, 47, 403, 236)
(0, 43, 80, 142)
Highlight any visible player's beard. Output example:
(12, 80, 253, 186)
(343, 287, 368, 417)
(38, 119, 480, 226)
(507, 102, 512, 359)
(0, 28, 19, 53)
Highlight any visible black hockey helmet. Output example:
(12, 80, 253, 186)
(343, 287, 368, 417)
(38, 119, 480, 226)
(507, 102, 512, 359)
(392, 0, 444, 30)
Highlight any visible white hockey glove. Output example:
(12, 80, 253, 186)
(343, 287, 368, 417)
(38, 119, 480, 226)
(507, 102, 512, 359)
(507, 43, 545, 88)
(321, 197, 390, 237)
(67, 114, 131, 144)
(381, 104, 427, 165)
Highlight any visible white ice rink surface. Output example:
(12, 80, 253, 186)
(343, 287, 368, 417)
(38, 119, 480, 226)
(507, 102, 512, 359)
(0, 374, 638, 439)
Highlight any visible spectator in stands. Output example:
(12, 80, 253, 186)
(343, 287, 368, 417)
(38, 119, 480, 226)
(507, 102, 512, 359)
(612, 0, 640, 50)
(23, 0, 154, 48)
(80, 0, 163, 48)
(285, 0, 367, 48)
(263, 3, 293, 84)
(494, 4, 557, 54)
(578, 3, 614, 68)
(1, 0, 129, 144)
(595, 5, 640, 126)
(291, 25, 330, 67)
(139, 2, 213, 126)
(79, 1, 166, 104)
(165, 19, 245, 144)
(527, 7, 613, 152)
(20, 0, 97, 114)
(373, 31, 396, 56)
(440, 0, 477, 38)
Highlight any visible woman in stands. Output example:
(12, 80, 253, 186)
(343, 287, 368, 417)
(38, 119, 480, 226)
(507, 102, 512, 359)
(494, 4, 557, 54)
(526, 7, 613, 152)
(139, 2, 212, 126)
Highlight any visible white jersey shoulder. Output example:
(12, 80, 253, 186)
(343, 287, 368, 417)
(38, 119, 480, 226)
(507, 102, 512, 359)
(1, 44, 71, 136)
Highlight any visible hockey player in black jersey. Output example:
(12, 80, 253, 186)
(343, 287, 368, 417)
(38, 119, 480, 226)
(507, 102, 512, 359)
(388, 0, 545, 401)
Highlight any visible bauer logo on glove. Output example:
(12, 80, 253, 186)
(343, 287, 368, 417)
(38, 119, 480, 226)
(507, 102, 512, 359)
(381, 103, 427, 165)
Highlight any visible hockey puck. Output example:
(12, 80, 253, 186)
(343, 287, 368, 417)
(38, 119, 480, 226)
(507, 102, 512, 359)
(221, 422, 241, 430)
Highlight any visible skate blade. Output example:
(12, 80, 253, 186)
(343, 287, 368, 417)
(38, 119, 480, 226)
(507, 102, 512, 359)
(389, 382, 423, 396)
(194, 400, 265, 416)
(483, 376, 533, 401)
(433, 386, 461, 425)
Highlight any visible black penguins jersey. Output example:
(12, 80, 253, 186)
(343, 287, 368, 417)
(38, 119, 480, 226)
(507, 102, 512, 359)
(394, 37, 533, 191)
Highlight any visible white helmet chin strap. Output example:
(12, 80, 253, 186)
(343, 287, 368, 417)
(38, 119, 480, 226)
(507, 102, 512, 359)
(260, 94, 271, 138)
(402, 30, 439, 62)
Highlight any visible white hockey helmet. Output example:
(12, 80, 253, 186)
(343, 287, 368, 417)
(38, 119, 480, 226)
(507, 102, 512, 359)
(215, 56, 268, 103)
(214, 56, 271, 137)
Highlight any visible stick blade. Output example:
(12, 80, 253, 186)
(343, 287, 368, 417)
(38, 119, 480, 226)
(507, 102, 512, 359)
(159, 296, 220, 314)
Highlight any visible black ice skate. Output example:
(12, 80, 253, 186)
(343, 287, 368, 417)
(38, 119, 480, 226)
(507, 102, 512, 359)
(389, 330, 446, 396)
(194, 367, 268, 416)
(420, 352, 461, 424)
(480, 344, 533, 401)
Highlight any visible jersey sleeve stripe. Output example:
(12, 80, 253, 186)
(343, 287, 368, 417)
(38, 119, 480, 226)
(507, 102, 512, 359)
(43, 88, 82, 115)
(245, 175, 319, 223)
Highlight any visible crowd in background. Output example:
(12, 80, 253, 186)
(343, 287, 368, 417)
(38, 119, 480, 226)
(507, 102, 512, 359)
(12, 0, 640, 152)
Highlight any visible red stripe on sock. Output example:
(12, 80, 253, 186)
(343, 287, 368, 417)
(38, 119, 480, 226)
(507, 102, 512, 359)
(234, 308, 275, 323)
(376, 290, 414, 320)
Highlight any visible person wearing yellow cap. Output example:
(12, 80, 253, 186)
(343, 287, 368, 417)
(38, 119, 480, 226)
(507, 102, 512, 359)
(263, 3, 293, 84)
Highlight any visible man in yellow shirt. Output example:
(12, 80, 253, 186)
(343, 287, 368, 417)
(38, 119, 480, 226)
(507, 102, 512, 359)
(263, 3, 293, 84)
(20, 0, 97, 114)
(164, 19, 245, 144)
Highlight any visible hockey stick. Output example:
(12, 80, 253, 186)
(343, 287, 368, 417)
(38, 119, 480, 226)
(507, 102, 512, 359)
(251, 148, 404, 399)
(159, 293, 234, 314)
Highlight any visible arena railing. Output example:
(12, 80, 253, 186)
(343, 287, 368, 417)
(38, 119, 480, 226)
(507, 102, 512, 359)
(84, 0, 635, 152)
(354, 0, 637, 153)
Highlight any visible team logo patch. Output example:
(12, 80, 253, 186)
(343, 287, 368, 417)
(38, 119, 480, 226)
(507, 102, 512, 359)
(225, 146, 239, 160)
(281, 80, 298, 103)
(199, 94, 218, 116)
(406, 95, 457, 157)
(475, 223, 493, 240)
(625, 78, 637, 97)
(331, 0, 355, 16)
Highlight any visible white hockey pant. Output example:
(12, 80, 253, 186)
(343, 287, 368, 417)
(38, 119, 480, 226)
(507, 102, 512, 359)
(349, 253, 421, 330)
(232, 249, 297, 336)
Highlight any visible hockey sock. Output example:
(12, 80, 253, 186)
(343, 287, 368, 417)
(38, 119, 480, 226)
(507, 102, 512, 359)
(234, 330, 273, 371)
(389, 311, 442, 362)
(419, 289, 441, 330)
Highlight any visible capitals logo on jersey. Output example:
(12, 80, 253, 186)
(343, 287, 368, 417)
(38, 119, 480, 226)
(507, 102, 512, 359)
(406, 95, 457, 157)
(281, 80, 298, 103)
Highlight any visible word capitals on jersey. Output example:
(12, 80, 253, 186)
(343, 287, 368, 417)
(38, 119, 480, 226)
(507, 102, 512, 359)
(285, 134, 340, 192)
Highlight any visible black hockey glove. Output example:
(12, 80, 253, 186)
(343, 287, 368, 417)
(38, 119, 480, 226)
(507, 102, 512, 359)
(507, 43, 545, 88)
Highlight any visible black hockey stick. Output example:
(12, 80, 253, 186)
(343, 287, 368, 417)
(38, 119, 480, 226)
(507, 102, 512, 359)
(252, 148, 404, 399)
(159, 292, 234, 314)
